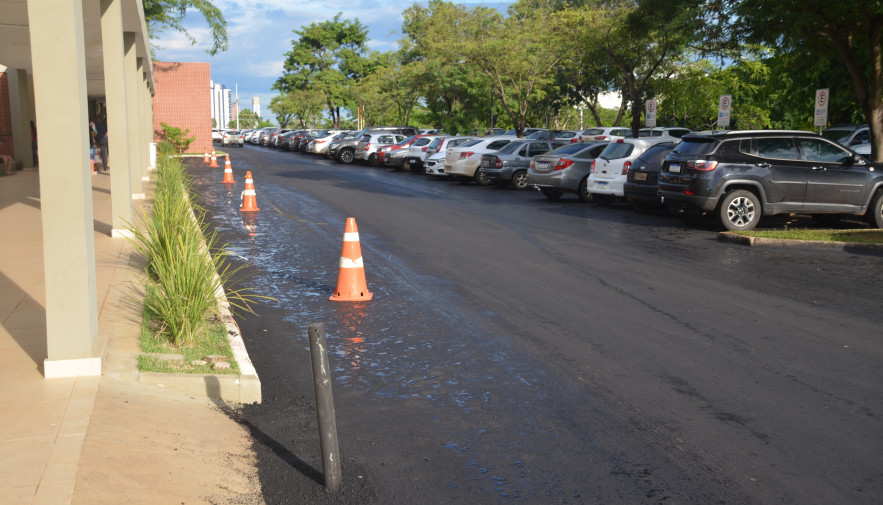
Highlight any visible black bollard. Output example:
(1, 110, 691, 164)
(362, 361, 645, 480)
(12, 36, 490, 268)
(308, 323, 342, 492)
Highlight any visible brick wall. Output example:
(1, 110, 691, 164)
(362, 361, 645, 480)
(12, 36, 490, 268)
(152, 62, 211, 154)
(0, 73, 14, 159)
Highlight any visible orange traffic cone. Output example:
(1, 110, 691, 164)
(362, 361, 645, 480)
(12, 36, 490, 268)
(209, 149, 218, 168)
(203, 149, 210, 164)
(329, 218, 373, 302)
(222, 157, 235, 183)
(240, 171, 260, 212)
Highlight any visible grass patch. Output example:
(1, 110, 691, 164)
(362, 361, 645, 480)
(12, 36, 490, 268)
(733, 228, 883, 243)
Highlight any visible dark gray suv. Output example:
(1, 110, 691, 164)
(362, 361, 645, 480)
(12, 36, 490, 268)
(658, 130, 883, 231)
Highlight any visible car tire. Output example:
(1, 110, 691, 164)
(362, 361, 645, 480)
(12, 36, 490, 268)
(578, 177, 593, 202)
(594, 194, 616, 206)
(719, 189, 761, 231)
(338, 148, 355, 164)
(475, 169, 492, 186)
(368, 153, 378, 166)
(540, 188, 563, 200)
(511, 170, 528, 190)
(867, 190, 883, 228)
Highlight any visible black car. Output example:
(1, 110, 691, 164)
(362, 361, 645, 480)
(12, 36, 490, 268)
(623, 143, 676, 212)
(658, 130, 883, 231)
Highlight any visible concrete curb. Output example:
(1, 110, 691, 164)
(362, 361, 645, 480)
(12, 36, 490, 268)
(718, 232, 883, 253)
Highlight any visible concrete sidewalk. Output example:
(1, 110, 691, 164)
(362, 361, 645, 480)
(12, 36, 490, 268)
(0, 169, 264, 504)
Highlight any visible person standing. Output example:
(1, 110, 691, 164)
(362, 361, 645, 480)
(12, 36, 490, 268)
(93, 118, 108, 171)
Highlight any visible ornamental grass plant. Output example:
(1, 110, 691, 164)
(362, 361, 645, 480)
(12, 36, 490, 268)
(128, 141, 258, 348)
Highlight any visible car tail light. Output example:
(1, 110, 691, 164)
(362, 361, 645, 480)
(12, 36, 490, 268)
(459, 151, 474, 159)
(591, 159, 597, 173)
(554, 159, 574, 170)
(494, 157, 503, 169)
(594, 135, 607, 140)
(621, 160, 632, 175)
(364, 143, 370, 151)
(616, 139, 624, 143)
(570, 138, 578, 143)
(421, 146, 428, 151)
(530, 160, 535, 169)
(686, 160, 719, 171)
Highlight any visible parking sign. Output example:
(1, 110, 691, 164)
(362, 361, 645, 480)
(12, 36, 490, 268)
(814, 89, 829, 127)
(645, 99, 657, 127)
(718, 95, 732, 128)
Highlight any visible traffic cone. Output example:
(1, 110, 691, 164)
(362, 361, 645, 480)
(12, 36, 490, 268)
(209, 149, 218, 168)
(240, 171, 260, 212)
(222, 157, 235, 183)
(329, 218, 373, 302)
(203, 149, 209, 164)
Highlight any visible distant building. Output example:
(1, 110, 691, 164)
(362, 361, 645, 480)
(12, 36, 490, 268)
(210, 81, 232, 128)
(252, 96, 260, 118)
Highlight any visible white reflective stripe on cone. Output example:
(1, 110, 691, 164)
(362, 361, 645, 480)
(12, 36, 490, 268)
(340, 256, 364, 268)
(343, 232, 360, 242)
(243, 189, 256, 195)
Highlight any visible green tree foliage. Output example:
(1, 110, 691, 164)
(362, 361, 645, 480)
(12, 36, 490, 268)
(269, 90, 326, 128)
(157, 122, 195, 153)
(142, 0, 228, 55)
(227, 109, 271, 129)
(275, 13, 369, 128)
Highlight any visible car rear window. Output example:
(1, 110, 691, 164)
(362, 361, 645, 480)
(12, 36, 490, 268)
(550, 143, 590, 155)
(633, 144, 674, 168)
(599, 142, 635, 159)
(487, 140, 511, 150)
(460, 139, 483, 148)
(671, 137, 716, 156)
(498, 141, 527, 154)
(582, 128, 605, 135)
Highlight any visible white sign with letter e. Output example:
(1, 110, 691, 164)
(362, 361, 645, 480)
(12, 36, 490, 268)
(718, 95, 732, 128)
(645, 99, 657, 127)
(814, 89, 829, 127)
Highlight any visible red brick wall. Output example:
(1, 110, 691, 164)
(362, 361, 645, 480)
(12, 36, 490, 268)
(0, 72, 14, 159)
(152, 62, 211, 154)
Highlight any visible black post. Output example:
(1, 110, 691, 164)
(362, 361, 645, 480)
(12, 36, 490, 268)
(308, 323, 342, 492)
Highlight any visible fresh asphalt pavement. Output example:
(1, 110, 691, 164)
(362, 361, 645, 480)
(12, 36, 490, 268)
(188, 145, 883, 505)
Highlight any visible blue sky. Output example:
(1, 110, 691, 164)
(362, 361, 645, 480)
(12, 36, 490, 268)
(151, 0, 513, 124)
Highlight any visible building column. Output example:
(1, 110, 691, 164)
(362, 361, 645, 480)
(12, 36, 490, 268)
(136, 57, 149, 183)
(28, 0, 100, 377)
(7, 69, 35, 168)
(100, 0, 134, 236)
(124, 32, 143, 199)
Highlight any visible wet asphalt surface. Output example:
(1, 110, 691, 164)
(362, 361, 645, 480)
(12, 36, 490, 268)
(187, 146, 883, 505)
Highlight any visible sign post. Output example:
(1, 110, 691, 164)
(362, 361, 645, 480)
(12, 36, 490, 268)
(645, 99, 657, 128)
(717, 95, 732, 129)
(814, 88, 829, 133)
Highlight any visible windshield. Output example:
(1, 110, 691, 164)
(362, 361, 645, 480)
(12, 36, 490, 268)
(498, 141, 527, 154)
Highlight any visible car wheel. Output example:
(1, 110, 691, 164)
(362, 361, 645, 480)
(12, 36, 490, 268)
(511, 170, 528, 190)
(578, 177, 593, 203)
(594, 194, 616, 206)
(867, 190, 883, 228)
(368, 153, 378, 166)
(338, 148, 355, 164)
(475, 169, 492, 186)
(719, 189, 761, 231)
(540, 188, 563, 200)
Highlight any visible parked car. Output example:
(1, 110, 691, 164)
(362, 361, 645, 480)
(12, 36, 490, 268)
(639, 127, 692, 138)
(355, 133, 408, 164)
(212, 128, 222, 142)
(822, 124, 870, 152)
(424, 152, 448, 176)
(266, 128, 293, 147)
(550, 130, 583, 145)
(307, 130, 348, 155)
(332, 126, 420, 164)
(587, 137, 679, 205)
(480, 140, 554, 189)
(526, 142, 609, 201)
(221, 129, 244, 147)
(382, 135, 437, 170)
(580, 127, 633, 142)
(444, 137, 514, 184)
(274, 130, 299, 149)
(658, 130, 883, 231)
(406, 136, 477, 173)
(326, 131, 361, 160)
(622, 143, 677, 211)
(503, 127, 548, 138)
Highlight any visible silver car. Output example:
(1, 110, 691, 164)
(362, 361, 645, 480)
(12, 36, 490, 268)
(526, 142, 609, 201)
(355, 133, 407, 164)
(480, 140, 554, 189)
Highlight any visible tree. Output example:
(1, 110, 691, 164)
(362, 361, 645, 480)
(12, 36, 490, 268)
(405, 0, 565, 137)
(726, 0, 883, 161)
(269, 90, 326, 128)
(275, 13, 370, 128)
(227, 109, 272, 129)
(142, 0, 228, 55)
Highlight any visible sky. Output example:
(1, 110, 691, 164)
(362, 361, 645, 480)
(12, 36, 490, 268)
(151, 0, 514, 125)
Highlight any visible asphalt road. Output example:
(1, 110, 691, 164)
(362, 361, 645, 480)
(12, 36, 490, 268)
(188, 145, 883, 505)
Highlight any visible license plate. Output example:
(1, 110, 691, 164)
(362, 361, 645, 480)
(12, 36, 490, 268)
(634, 172, 647, 181)
(596, 181, 608, 188)
(669, 163, 681, 173)
(482, 160, 491, 167)
(407, 157, 419, 164)
(537, 162, 549, 170)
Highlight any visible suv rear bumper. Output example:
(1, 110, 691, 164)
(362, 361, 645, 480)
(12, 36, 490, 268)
(658, 189, 719, 212)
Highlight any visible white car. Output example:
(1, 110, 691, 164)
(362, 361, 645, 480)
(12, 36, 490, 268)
(403, 136, 476, 173)
(355, 133, 407, 164)
(638, 127, 692, 138)
(587, 137, 679, 205)
(443, 136, 514, 184)
(579, 126, 633, 142)
(424, 152, 447, 176)
(306, 130, 347, 154)
(212, 128, 223, 142)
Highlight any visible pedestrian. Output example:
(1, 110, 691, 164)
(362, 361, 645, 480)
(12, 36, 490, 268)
(89, 121, 99, 175)
(30, 121, 37, 166)
(93, 117, 109, 171)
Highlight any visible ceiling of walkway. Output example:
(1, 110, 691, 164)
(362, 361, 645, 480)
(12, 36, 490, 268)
(0, 0, 153, 95)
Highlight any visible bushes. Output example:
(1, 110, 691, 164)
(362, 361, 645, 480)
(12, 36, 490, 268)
(128, 151, 256, 347)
